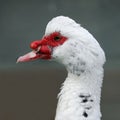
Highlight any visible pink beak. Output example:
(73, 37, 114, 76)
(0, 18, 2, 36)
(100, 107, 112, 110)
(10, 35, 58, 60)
(17, 51, 40, 63)
(17, 39, 52, 63)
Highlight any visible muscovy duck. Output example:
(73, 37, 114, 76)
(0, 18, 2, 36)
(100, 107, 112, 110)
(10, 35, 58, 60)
(17, 16, 106, 120)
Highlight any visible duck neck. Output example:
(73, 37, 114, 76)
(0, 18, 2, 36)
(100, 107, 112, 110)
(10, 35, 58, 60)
(55, 68, 104, 120)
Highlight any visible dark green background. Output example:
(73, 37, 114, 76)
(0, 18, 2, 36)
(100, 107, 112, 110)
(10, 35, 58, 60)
(0, 0, 120, 120)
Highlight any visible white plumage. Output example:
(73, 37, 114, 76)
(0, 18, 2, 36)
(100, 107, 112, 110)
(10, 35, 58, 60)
(17, 16, 106, 120)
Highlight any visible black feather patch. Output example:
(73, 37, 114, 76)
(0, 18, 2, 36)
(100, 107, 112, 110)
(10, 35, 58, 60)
(83, 111, 88, 117)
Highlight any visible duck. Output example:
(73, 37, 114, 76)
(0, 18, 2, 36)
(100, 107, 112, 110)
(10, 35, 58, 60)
(17, 16, 106, 120)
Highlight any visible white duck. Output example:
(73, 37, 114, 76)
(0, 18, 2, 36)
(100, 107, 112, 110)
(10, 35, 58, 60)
(17, 16, 106, 120)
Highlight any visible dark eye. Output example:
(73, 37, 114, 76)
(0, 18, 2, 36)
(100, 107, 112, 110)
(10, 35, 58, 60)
(54, 36, 61, 41)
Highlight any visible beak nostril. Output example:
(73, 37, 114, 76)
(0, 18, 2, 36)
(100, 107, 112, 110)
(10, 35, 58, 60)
(35, 46, 41, 54)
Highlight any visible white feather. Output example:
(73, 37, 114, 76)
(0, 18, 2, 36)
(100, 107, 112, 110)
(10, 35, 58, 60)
(45, 16, 106, 120)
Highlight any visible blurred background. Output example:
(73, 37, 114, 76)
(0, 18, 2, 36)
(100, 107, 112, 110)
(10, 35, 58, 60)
(0, 0, 120, 120)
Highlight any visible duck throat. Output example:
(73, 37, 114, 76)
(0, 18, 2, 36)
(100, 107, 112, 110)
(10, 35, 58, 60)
(55, 67, 104, 120)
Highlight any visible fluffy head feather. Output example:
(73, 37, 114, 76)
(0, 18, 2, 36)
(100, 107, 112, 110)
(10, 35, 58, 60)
(45, 16, 81, 36)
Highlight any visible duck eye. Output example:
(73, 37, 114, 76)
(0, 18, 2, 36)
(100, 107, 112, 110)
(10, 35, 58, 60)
(54, 36, 61, 41)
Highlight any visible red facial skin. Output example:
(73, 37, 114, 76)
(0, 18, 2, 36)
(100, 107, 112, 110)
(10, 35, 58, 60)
(17, 32, 67, 62)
